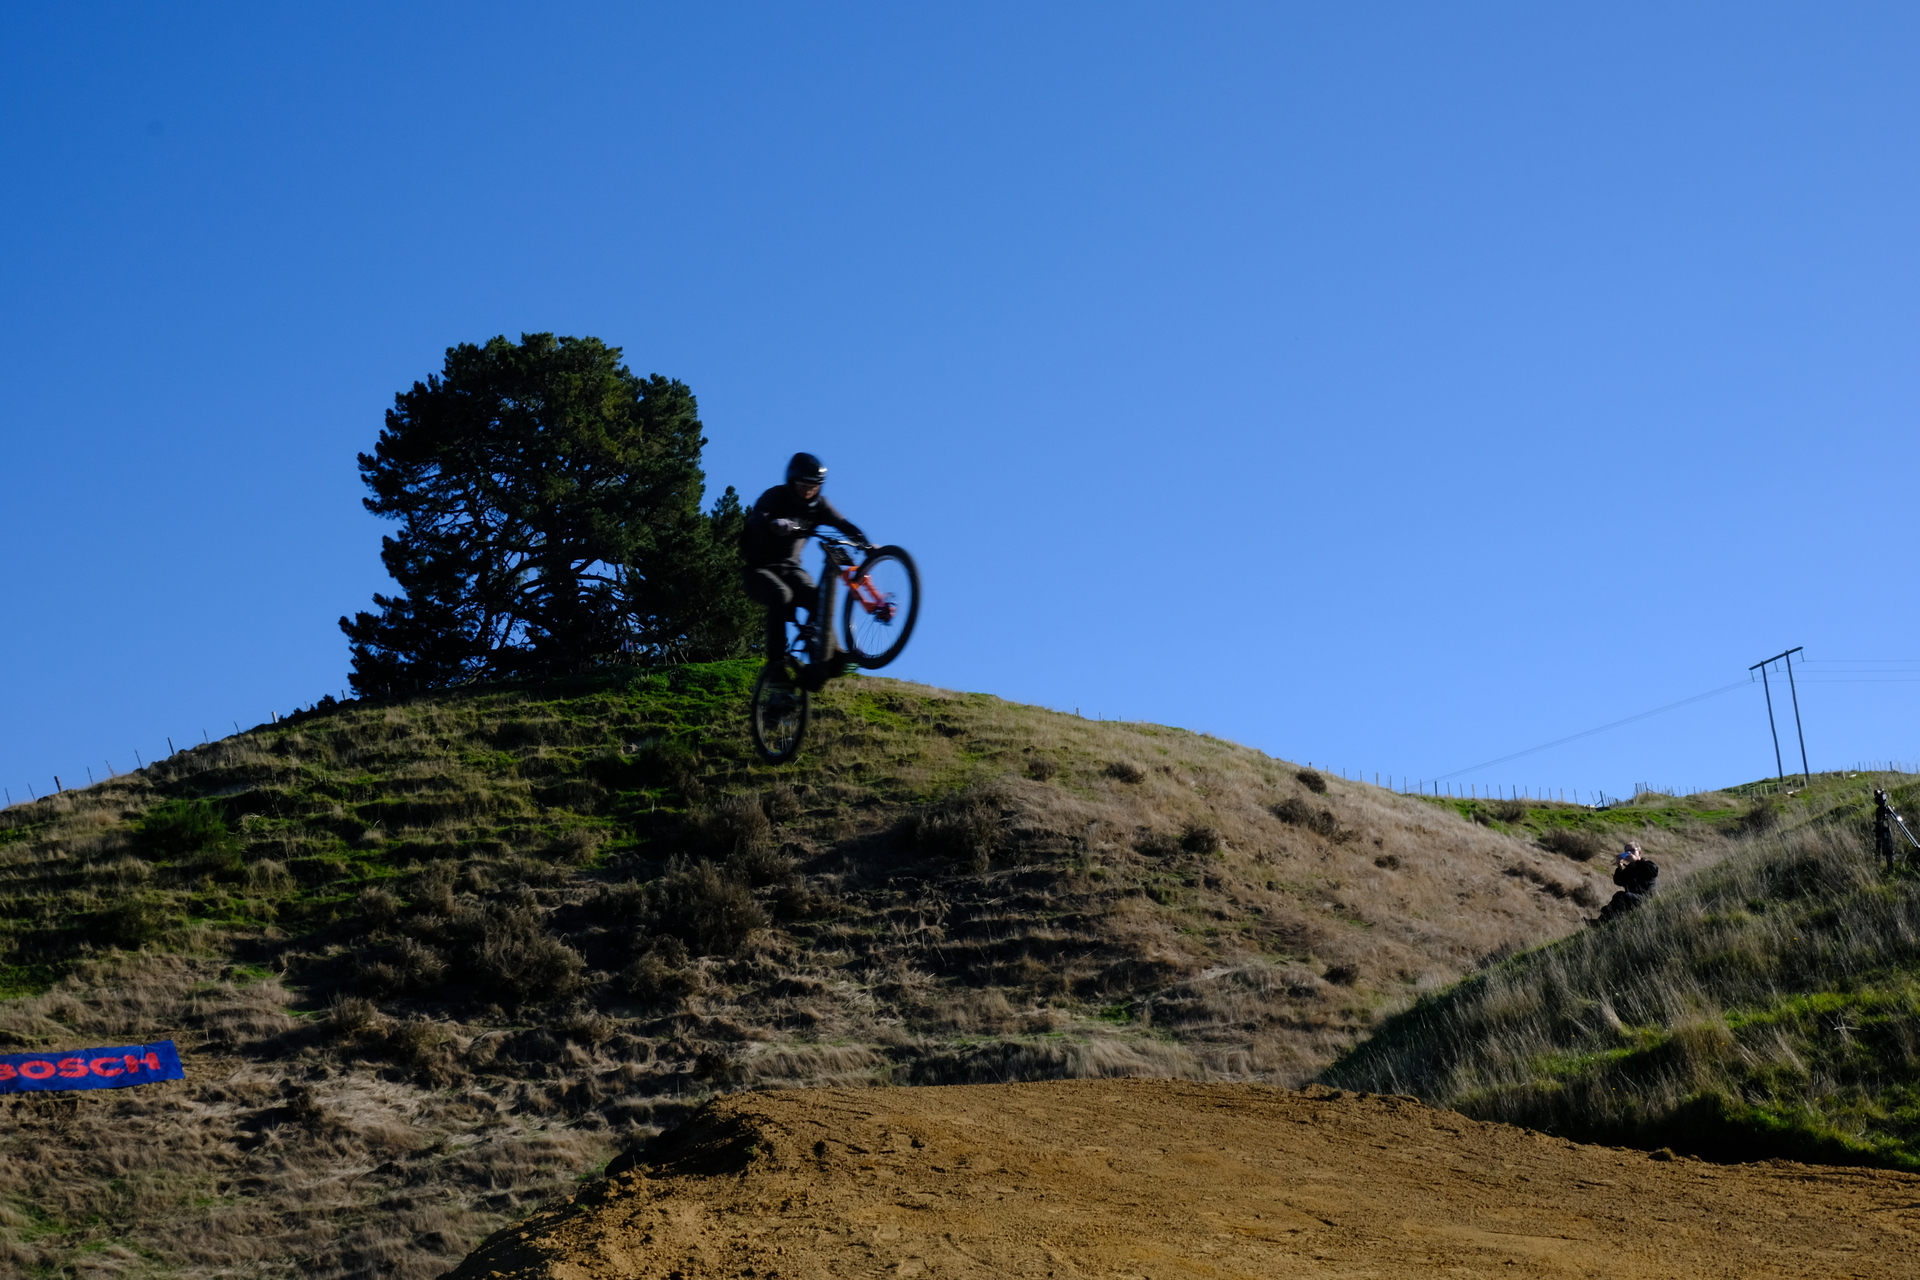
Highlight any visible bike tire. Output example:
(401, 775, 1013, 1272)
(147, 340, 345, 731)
(840, 545, 920, 669)
(749, 660, 810, 764)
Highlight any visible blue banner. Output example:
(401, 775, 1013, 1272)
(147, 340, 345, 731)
(0, 1040, 184, 1093)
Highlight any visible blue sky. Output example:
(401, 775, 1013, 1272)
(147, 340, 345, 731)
(5, 2, 1920, 804)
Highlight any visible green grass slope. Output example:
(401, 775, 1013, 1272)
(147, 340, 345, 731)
(1324, 775, 1920, 1169)
(0, 660, 1737, 1277)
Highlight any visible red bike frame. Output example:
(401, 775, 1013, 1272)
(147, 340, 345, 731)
(841, 559, 898, 623)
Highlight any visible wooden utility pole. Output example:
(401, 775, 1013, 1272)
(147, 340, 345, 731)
(1751, 647, 1809, 787)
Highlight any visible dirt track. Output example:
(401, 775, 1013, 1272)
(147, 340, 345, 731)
(449, 1080, 1920, 1279)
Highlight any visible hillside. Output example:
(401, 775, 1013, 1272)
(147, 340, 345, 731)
(1324, 775, 1920, 1168)
(453, 1079, 1920, 1279)
(0, 660, 1745, 1277)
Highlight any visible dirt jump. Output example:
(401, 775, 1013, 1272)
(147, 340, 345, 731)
(449, 1079, 1920, 1279)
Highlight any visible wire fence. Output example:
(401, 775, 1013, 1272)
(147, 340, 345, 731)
(0, 707, 331, 813)
(1302, 764, 1623, 808)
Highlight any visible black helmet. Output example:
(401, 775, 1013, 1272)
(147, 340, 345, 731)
(786, 452, 827, 485)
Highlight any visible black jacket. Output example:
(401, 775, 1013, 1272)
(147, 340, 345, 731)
(1613, 857, 1659, 896)
(742, 484, 867, 568)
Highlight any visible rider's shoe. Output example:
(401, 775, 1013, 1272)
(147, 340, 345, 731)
(798, 662, 833, 693)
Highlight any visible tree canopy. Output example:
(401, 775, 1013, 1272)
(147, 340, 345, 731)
(340, 333, 755, 694)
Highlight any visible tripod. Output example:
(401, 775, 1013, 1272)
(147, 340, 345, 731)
(1874, 788, 1920, 871)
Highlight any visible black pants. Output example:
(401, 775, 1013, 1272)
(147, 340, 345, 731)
(742, 565, 817, 662)
(1597, 890, 1647, 924)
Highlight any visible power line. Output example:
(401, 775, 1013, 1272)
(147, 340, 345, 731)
(1434, 679, 1752, 781)
(1793, 677, 1920, 683)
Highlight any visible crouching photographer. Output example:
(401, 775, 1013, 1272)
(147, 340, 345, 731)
(1592, 841, 1659, 925)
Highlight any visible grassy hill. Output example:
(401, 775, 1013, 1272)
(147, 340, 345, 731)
(1324, 772, 1920, 1169)
(0, 660, 1752, 1278)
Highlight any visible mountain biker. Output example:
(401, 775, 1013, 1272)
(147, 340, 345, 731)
(741, 452, 870, 689)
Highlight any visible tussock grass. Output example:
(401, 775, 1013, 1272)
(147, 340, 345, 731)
(1324, 808, 1920, 1169)
(0, 660, 1756, 1275)
(0, 958, 611, 1279)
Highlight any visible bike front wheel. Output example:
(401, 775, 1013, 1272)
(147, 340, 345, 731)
(840, 546, 920, 669)
(749, 660, 811, 764)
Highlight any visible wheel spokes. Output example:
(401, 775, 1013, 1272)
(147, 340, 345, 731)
(846, 556, 914, 660)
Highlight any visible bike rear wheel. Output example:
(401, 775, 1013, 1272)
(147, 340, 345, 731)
(840, 546, 920, 669)
(749, 660, 810, 764)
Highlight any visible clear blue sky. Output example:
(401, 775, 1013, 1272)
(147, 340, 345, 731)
(5, 2, 1919, 805)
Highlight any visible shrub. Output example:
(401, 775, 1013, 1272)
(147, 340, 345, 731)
(548, 828, 606, 865)
(588, 879, 649, 926)
(1296, 769, 1327, 794)
(103, 856, 154, 888)
(137, 798, 240, 873)
(761, 784, 803, 825)
(653, 862, 766, 957)
(468, 904, 585, 1005)
(244, 859, 295, 892)
(689, 795, 792, 885)
(359, 936, 451, 995)
(551, 1010, 616, 1047)
(690, 795, 774, 860)
(1026, 757, 1059, 782)
(1271, 797, 1344, 841)
(1135, 832, 1181, 860)
(90, 896, 178, 948)
(1740, 795, 1782, 836)
(1105, 761, 1147, 784)
(629, 735, 704, 794)
(909, 787, 1006, 872)
(409, 862, 458, 917)
(357, 885, 401, 929)
(727, 841, 796, 888)
(1179, 822, 1221, 856)
(1539, 827, 1608, 862)
(620, 937, 696, 1008)
(385, 1017, 462, 1085)
(326, 994, 380, 1036)
(1490, 799, 1528, 823)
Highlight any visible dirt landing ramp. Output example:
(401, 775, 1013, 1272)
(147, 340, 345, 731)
(449, 1080, 1920, 1278)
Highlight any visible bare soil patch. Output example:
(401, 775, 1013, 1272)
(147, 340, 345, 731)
(452, 1079, 1920, 1278)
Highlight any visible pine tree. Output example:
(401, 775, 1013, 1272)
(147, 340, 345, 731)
(340, 333, 753, 694)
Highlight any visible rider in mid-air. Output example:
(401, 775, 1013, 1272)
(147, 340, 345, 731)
(741, 452, 869, 690)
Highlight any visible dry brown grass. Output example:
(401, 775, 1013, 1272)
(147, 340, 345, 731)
(0, 958, 613, 1279)
(0, 661, 1752, 1276)
(1323, 812, 1920, 1169)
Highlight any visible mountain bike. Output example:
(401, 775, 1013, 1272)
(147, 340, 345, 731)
(749, 536, 920, 764)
